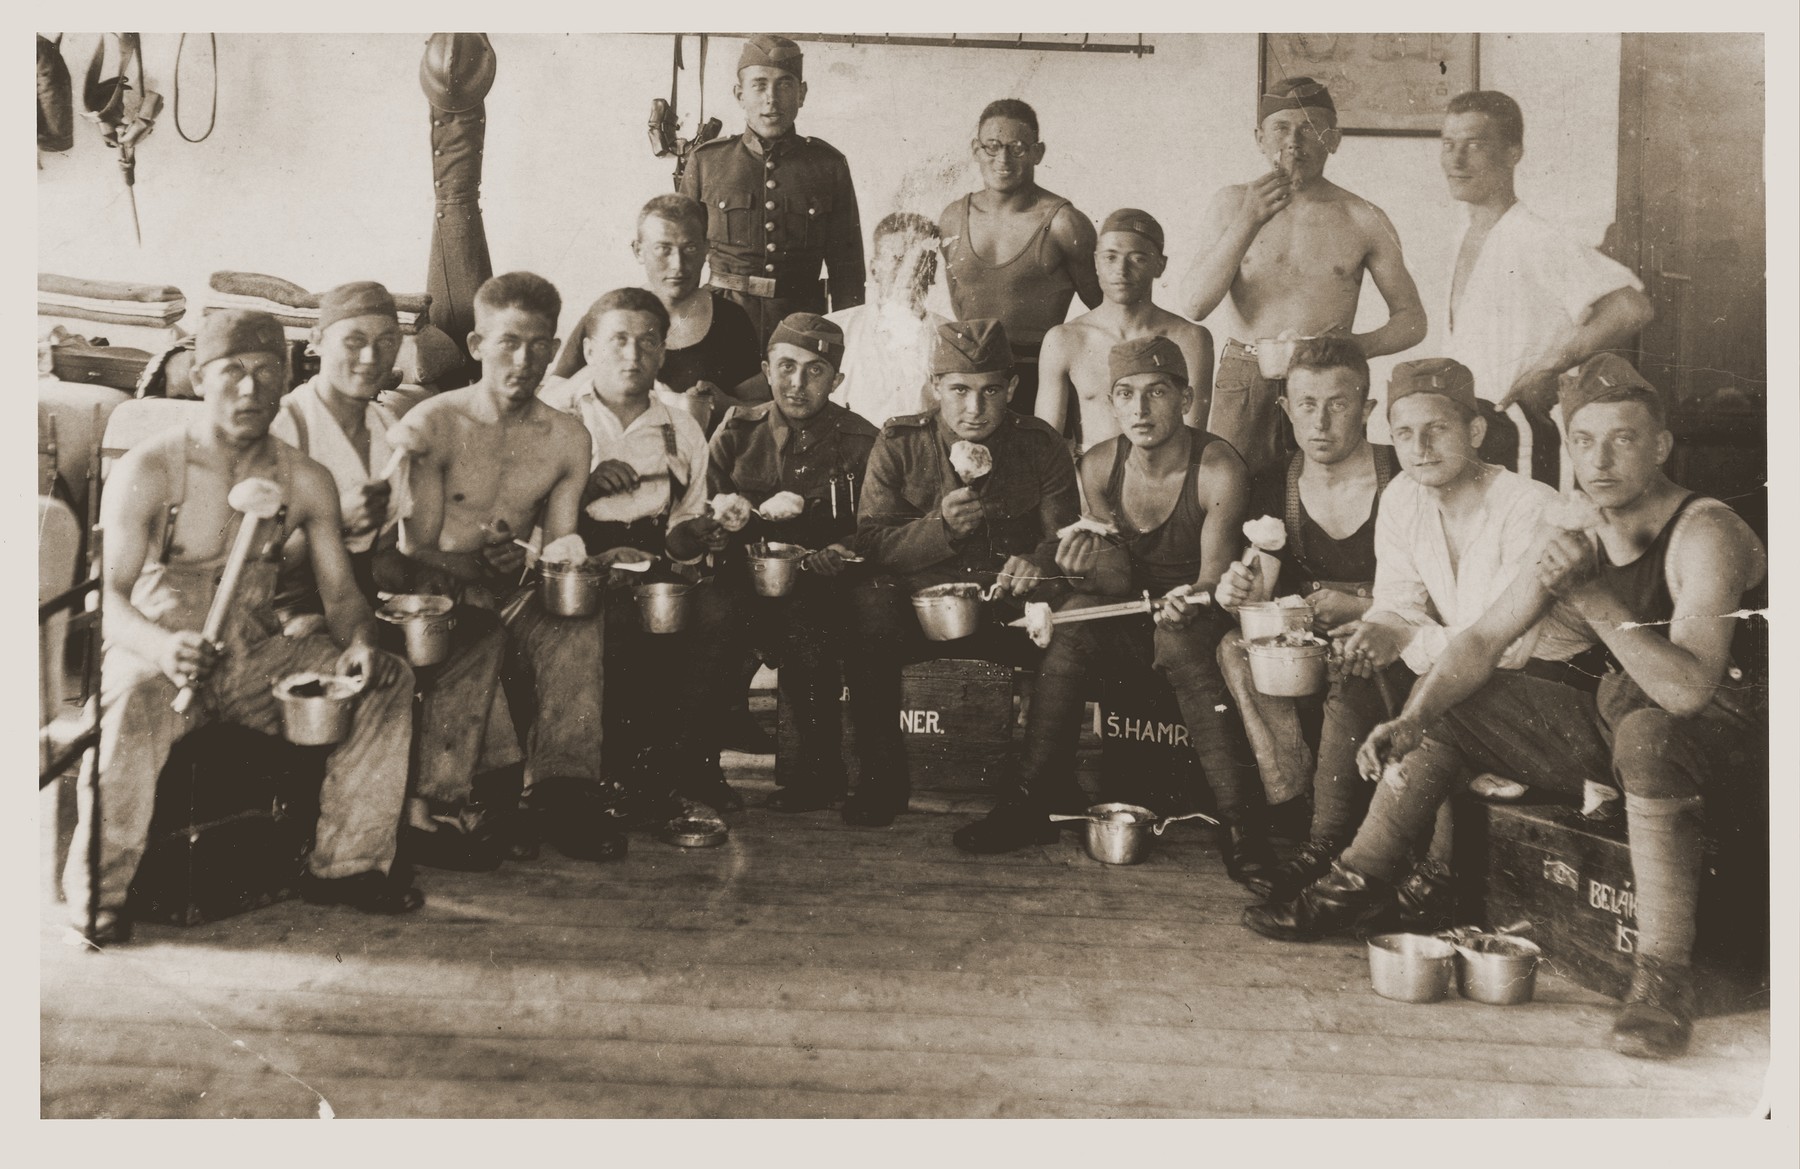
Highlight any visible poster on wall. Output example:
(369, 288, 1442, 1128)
(1260, 33, 1480, 136)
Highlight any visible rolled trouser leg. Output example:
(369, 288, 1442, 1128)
(63, 649, 196, 925)
(1339, 731, 1464, 885)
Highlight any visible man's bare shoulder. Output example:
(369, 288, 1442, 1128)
(112, 429, 183, 494)
(1144, 307, 1210, 338)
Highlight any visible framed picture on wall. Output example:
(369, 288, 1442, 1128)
(1259, 33, 1480, 136)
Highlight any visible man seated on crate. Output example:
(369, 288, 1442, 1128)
(391, 273, 632, 864)
(849, 318, 1080, 827)
(1246, 354, 1767, 1060)
(680, 313, 880, 815)
(1249, 357, 1595, 927)
(1212, 336, 1404, 898)
(956, 335, 1276, 881)
(271, 281, 523, 873)
(65, 309, 420, 945)
(538, 287, 742, 818)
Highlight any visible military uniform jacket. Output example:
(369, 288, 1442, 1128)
(679, 129, 866, 309)
(709, 400, 878, 552)
(855, 410, 1079, 582)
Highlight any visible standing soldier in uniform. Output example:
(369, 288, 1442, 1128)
(680, 34, 865, 346)
(680, 314, 881, 814)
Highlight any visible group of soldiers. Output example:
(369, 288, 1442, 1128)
(67, 36, 1766, 1065)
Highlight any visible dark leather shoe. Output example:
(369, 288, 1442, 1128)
(842, 786, 908, 827)
(1610, 956, 1698, 1059)
(298, 870, 425, 915)
(1242, 859, 1392, 941)
(951, 803, 1059, 854)
(765, 788, 840, 814)
(1247, 837, 1341, 902)
(1394, 859, 1456, 932)
(1222, 818, 1277, 889)
(402, 824, 504, 872)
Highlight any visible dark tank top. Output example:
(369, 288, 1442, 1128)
(942, 193, 1078, 350)
(1596, 493, 1700, 630)
(1098, 427, 1216, 594)
(1248, 446, 1396, 594)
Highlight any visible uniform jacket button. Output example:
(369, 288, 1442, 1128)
(766, 180, 777, 189)
(765, 221, 776, 232)
(765, 200, 776, 210)
(766, 243, 777, 252)
(764, 264, 776, 273)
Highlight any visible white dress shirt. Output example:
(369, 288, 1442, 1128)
(537, 369, 709, 530)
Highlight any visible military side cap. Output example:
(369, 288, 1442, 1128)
(318, 281, 399, 332)
(1560, 353, 1662, 426)
(1109, 335, 1188, 386)
(1259, 76, 1336, 124)
(1100, 208, 1165, 254)
(930, 319, 1013, 376)
(769, 312, 845, 369)
(739, 34, 803, 80)
(196, 309, 286, 368)
(1388, 358, 1477, 415)
(419, 33, 497, 113)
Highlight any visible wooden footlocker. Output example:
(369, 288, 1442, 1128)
(1458, 796, 1769, 1007)
(1096, 667, 1218, 817)
(775, 658, 1016, 796)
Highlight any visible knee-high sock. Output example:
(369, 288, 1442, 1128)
(1624, 792, 1705, 965)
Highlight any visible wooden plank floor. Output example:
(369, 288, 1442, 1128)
(41, 778, 1771, 1118)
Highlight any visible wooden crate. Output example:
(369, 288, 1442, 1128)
(1096, 667, 1217, 818)
(1459, 797, 1768, 1007)
(776, 658, 1016, 795)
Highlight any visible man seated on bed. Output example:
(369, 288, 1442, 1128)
(64, 309, 419, 944)
(390, 272, 631, 864)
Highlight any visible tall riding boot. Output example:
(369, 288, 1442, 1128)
(952, 670, 1089, 854)
(769, 665, 846, 813)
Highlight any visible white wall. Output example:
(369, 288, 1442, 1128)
(38, 31, 1621, 429)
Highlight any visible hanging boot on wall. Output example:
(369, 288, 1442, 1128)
(38, 35, 74, 153)
(420, 33, 498, 389)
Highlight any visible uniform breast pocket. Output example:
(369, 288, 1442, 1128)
(706, 191, 758, 247)
(784, 191, 833, 250)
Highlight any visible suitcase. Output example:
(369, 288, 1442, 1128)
(126, 724, 324, 927)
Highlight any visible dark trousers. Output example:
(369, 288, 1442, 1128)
(719, 287, 827, 349)
(1476, 399, 1561, 486)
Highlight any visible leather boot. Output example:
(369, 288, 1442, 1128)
(951, 799, 1059, 854)
(1394, 858, 1456, 932)
(1610, 955, 1698, 1059)
(1242, 859, 1392, 941)
(951, 670, 1092, 852)
(772, 667, 846, 813)
(1220, 808, 1277, 889)
(1247, 836, 1342, 902)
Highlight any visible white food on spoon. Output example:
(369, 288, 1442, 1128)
(1023, 601, 1054, 648)
(709, 493, 754, 532)
(1242, 514, 1286, 554)
(539, 534, 590, 566)
(1055, 515, 1119, 541)
(758, 491, 807, 521)
(949, 440, 993, 484)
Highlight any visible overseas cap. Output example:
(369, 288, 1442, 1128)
(768, 312, 845, 369)
(930, 319, 1013, 376)
(1100, 208, 1165, 254)
(739, 34, 803, 80)
(317, 281, 399, 332)
(1387, 358, 1478, 416)
(1560, 353, 1662, 427)
(1109, 335, 1188, 387)
(196, 309, 286, 368)
(1259, 76, 1337, 125)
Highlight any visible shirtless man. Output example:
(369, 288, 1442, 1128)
(65, 309, 419, 943)
(1178, 77, 1425, 477)
(1038, 208, 1213, 447)
(391, 272, 627, 863)
(952, 336, 1268, 881)
(939, 99, 1101, 419)
(1251, 355, 1766, 1059)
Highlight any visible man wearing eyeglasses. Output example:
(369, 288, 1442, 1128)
(939, 99, 1102, 421)
(949, 335, 1270, 879)
(1036, 208, 1214, 449)
(1177, 77, 1426, 478)
(679, 34, 865, 347)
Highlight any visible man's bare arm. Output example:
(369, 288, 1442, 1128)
(1192, 442, 1251, 594)
(1034, 325, 1075, 433)
(396, 408, 485, 581)
(541, 422, 591, 544)
(1176, 178, 1287, 321)
(1397, 560, 1556, 728)
(293, 462, 379, 649)
(1051, 204, 1101, 310)
(1175, 323, 1214, 428)
(1570, 509, 1760, 716)
(97, 447, 183, 665)
(1502, 287, 1655, 410)
(1352, 203, 1428, 358)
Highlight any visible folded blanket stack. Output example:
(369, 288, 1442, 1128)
(206, 272, 432, 335)
(38, 274, 186, 329)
